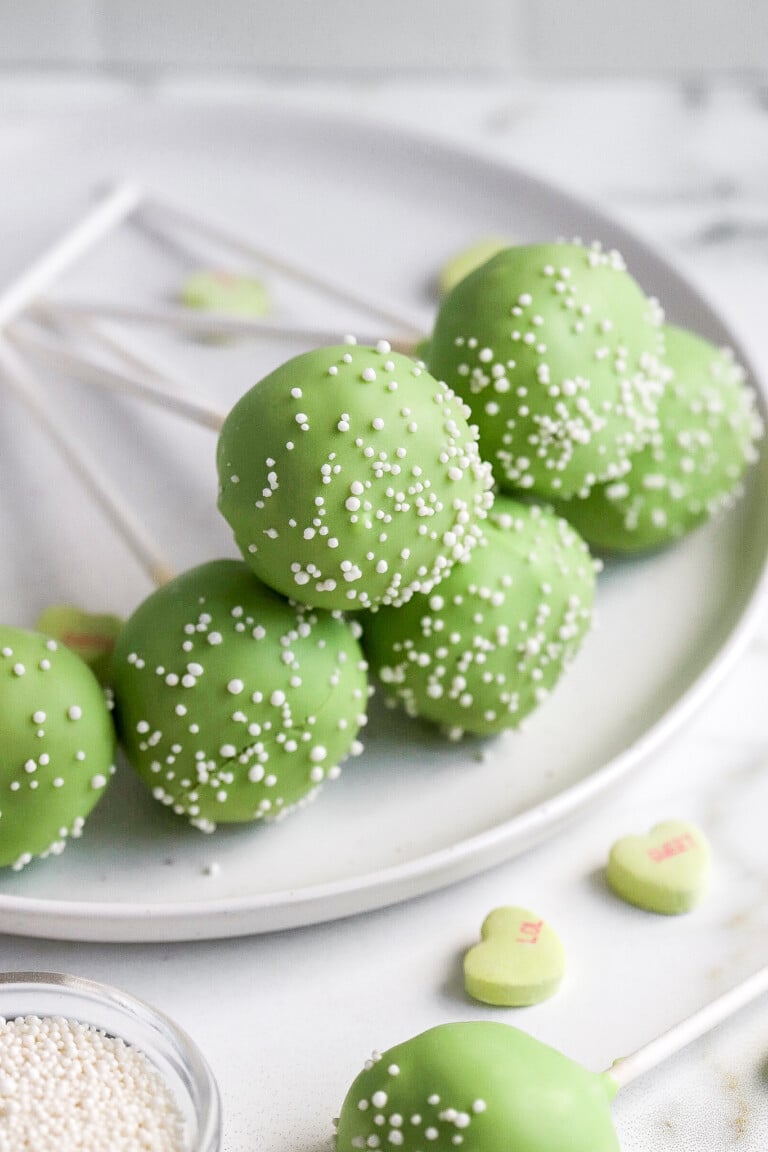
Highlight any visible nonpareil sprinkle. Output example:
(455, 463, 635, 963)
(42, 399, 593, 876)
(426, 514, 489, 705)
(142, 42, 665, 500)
(0, 1015, 185, 1152)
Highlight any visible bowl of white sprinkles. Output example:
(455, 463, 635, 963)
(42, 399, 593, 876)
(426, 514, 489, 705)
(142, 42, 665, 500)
(0, 971, 221, 1151)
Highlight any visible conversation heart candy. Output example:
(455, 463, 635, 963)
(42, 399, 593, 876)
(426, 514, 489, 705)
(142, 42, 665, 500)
(464, 906, 566, 1007)
(438, 237, 511, 297)
(606, 820, 710, 915)
(35, 605, 123, 687)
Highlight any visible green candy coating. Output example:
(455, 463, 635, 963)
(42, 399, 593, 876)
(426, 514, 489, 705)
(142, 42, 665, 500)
(336, 1022, 619, 1152)
(112, 560, 368, 831)
(429, 242, 666, 499)
(363, 498, 596, 738)
(217, 344, 494, 612)
(0, 626, 116, 871)
(554, 325, 763, 552)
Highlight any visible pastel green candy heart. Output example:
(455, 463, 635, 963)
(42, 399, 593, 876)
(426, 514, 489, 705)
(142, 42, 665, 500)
(36, 605, 123, 687)
(438, 238, 511, 297)
(336, 1022, 620, 1152)
(606, 819, 710, 915)
(464, 906, 565, 1007)
(180, 269, 270, 317)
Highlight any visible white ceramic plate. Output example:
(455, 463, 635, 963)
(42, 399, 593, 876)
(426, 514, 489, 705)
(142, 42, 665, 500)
(0, 105, 766, 941)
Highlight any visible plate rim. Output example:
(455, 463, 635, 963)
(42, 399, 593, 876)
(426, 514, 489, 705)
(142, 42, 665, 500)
(1, 104, 767, 941)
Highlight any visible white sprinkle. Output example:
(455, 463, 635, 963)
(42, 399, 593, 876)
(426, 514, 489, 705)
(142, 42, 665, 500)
(227, 678, 245, 695)
(270, 690, 286, 707)
(91, 774, 107, 789)
(67, 706, 82, 721)
(0, 1016, 185, 1150)
(207, 632, 223, 646)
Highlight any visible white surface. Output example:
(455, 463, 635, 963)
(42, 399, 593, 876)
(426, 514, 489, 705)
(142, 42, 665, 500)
(0, 2, 765, 74)
(1, 107, 767, 945)
(0, 79, 767, 1151)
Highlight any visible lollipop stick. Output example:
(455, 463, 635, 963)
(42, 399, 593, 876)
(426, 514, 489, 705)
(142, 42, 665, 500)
(141, 193, 424, 338)
(37, 298, 418, 354)
(607, 962, 768, 1088)
(0, 336, 175, 587)
(0, 184, 143, 329)
(8, 326, 225, 432)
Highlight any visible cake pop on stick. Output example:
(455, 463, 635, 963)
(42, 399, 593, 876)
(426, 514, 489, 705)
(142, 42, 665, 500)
(141, 192, 424, 338)
(336, 963, 768, 1152)
(0, 336, 175, 587)
(35, 298, 416, 351)
(0, 183, 142, 331)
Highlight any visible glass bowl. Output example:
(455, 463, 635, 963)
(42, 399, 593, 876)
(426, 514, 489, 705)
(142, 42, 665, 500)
(0, 970, 222, 1152)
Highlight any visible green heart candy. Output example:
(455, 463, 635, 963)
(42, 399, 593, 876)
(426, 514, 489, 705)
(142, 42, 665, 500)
(606, 819, 710, 915)
(438, 238, 511, 298)
(336, 1022, 620, 1152)
(464, 906, 566, 1007)
(36, 605, 123, 687)
(180, 269, 270, 318)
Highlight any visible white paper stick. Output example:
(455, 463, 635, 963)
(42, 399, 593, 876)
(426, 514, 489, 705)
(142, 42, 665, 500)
(38, 298, 418, 354)
(606, 962, 768, 1088)
(9, 326, 224, 432)
(142, 193, 424, 337)
(0, 337, 175, 587)
(61, 317, 179, 388)
(0, 184, 143, 330)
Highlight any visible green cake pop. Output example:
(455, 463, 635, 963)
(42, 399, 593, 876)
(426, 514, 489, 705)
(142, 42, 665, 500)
(554, 325, 763, 552)
(0, 625, 116, 871)
(363, 498, 596, 738)
(335, 1022, 619, 1152)
(112, 559, 369, 831)
(428, 242, 667, 499)
(216, 342, 494, 612)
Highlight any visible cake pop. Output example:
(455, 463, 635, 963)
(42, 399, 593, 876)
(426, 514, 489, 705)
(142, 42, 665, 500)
(363, 498, 596, 738)
(217, 342, 494, 612)
(0, 625, 116, 870)
(112, 559, 369, 831)
(555, 325, 763, 551)
(428, 242, 667, 499)
(336, 1022, 620, 1152)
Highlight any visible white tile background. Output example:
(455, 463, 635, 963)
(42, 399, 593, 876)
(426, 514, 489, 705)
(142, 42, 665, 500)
(0, 0, 765, 74)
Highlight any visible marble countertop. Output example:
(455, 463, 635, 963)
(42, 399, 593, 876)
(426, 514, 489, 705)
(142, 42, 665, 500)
(0, 77, 767, 1150)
